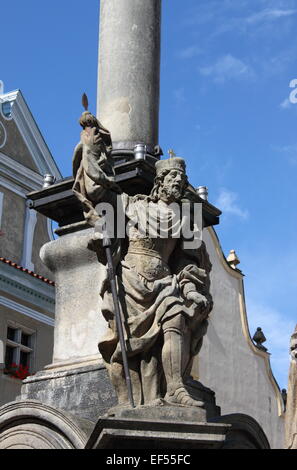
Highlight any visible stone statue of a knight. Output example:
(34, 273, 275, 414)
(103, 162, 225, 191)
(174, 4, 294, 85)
(72, 111, 213, 409)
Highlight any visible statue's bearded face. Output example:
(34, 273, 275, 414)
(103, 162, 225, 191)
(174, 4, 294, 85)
(159, 169, 186, 203)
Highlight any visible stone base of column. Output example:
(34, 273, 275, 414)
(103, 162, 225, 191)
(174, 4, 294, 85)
(0, 390, 270, 449)
(19, 361, 117, 423)
(0, 401, 93, 449)
(86, 411, 231, 449)
(19, 363, 219, 425)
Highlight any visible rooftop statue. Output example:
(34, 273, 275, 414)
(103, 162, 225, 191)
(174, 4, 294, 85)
(72, 111, 213, 409)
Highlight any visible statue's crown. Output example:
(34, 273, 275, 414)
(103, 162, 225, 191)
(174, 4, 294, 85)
(155, 157, 186, 176)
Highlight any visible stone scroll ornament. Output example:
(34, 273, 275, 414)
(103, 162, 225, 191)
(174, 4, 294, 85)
(72, 106, 213, 410)
(285, 325, 297, 449)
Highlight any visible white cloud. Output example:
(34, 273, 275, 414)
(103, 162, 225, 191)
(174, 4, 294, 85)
(177, 45, 202, 60)
(280, 97, 292, 109)
(183, 2, 297, 44)
(246, 8, 297, 24)
(199, 54, 255, 83)
(173, 87, 186, 104)
(181, 2, 297, 81)
(274, 144, 297, 165)
(216, 188, 249, 219)
(182, 1, 249, 28)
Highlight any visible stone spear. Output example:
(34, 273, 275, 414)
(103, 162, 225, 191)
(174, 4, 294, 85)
(81, 94, 135, 408)
(102, 227, 135, 409)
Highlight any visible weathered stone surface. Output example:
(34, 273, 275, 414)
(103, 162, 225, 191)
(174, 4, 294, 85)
(72, 119, 214, 410)
(0, 400, 269, 449)
(40, 229, 108, 364)
(97, 0, 161, 152)
(0, 400, 93, 449)
(211, 414, 271, 449)
(20, 363, 117, 422)
(105, 377, 221, 422)
(184, 377, 221, 419)
(108, 403, 207, 423)
(86, 415, 230, 449)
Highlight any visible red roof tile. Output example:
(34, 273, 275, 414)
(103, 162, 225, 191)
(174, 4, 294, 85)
(0, 257, 55, 286)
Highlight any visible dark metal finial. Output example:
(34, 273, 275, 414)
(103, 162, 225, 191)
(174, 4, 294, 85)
(82, 93, 89, 111)
(252, 327, 268, 352)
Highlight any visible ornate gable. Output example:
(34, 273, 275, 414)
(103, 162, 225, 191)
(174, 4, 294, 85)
(0, 89, 61, 181)
(0, 87, 62, 273)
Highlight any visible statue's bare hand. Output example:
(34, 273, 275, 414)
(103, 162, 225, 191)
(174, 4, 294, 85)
(186, 291, 206, 306)
(81, 127, 102, 148)
(186, 291, 212, 318)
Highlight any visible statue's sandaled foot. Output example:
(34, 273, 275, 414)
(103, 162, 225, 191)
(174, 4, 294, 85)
(164, 387, 205, 408)
(149, 398, 164, 406)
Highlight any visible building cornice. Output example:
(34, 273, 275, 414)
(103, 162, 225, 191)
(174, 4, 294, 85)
(0, 90, 62, 180)
(207, 227, 243, 279)
(0, 258, 54, 287)
(0, 273, 55, 315)
(0, 296, 54, 327)
(0, 152, 44, 194)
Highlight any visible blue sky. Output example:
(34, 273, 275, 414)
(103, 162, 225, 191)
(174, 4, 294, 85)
(1, 0, 296, 390)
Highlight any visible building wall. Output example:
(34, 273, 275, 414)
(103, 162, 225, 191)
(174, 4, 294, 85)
(0, 89, 61, 278)
(0, 184, 53, 279)
(0, 88, 60, 409)
(0, 185, 25, 264)
(196, 227, 284, 449)
(0, 285, 54, 407)
(0, 112, 38, 172)
(32, 215, 54, 280)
